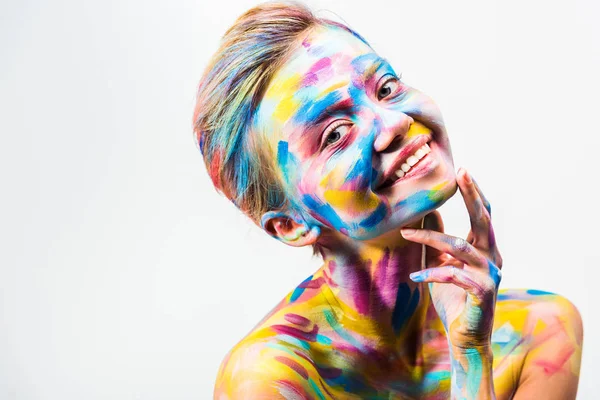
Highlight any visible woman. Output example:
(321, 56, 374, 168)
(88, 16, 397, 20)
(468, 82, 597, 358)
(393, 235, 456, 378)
(193, 2, 583, 399)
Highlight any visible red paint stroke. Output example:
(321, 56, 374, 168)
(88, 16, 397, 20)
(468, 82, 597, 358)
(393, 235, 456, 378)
(209, 149, 223, 188)
(319, 377, 337, 398)
(284, 313, 311, 327)
(535, 345, 575, 376)
(299, 276, 326, 289)
(272, 323, 319, 342)
(275, 356, 309, 380)
(276, 379, 311, 399)
(301, 58, 332, 87)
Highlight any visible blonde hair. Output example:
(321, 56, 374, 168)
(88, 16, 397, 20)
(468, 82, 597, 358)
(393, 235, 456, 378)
(192, 2, 368, 227)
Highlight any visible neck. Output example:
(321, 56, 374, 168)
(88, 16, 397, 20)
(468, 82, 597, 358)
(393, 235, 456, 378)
(316, 219, 435, 364)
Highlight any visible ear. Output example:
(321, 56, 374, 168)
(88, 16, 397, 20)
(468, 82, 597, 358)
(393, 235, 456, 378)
(260, 211, 320, 247)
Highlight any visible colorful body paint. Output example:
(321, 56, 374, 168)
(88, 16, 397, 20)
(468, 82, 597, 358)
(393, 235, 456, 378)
(253, 25, 457, 240)
(215, 278, 582, 399)
(199, 10, 582, 400)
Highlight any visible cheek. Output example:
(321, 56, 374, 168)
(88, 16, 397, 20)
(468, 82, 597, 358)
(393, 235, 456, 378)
(340, 134, 376, 192)
(303, 140, 373, 200)
(317, 143, 388, 224)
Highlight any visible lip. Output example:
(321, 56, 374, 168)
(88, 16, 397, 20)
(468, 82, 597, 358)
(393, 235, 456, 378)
(374, 135, 432, 190)
(390, 149, 435, 186)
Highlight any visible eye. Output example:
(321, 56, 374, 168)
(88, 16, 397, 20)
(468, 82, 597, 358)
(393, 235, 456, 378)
(322, 120, 351, 149)
(377, 76, 401, 100)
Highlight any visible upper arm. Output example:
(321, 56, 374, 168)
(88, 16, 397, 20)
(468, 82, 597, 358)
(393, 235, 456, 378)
(214, 341, 330, 400)
(512, 294, 583, 400)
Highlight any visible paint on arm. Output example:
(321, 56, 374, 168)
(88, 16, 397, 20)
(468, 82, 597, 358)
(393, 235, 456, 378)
(510, 292, 583, 399)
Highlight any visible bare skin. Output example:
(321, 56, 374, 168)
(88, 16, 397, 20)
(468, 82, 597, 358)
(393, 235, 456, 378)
(212, 25, 583, 399)
(214, 172, 583, 399)
(215, 287, 582, 399)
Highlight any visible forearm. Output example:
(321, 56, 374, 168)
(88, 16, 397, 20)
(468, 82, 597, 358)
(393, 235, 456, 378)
(450, 345, 495, 400)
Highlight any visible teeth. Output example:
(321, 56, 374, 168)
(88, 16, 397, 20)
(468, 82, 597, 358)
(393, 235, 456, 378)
(389, 143, 432, 184)
(382, 142, 433, 188)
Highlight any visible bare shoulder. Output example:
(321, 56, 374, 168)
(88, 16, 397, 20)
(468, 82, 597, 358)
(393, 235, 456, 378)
(493, 288, 583, 350)
(491, 289, 583, 399)
(214, 273, 334, 399)
(213, 328, 326, 400)
(494, 288, 583, 336)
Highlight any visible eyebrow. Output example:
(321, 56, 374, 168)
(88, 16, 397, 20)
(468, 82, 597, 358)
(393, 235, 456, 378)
(312, 97, 356, 126)
(362, 56, 388, 82)
(301, 56, 389, 126)
(291, 56, 390, 156)
(290, 95, 356, 158)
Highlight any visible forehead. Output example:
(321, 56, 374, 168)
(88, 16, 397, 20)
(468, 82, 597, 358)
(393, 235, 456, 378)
(274, 24, 374, 81)
(255, 25, 377, 132)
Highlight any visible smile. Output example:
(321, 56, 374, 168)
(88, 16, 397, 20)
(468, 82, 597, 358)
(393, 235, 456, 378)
(393, 143, 431, 179)
(376, 142, 433, 190)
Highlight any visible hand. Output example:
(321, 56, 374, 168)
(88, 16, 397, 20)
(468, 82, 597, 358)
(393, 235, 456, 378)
(401, 168, 503, 349)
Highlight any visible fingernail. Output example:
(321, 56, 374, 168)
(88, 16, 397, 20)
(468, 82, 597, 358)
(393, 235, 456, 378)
(462, 169, 472, 184)
(401, 228, 417, 236)
(410, 272, 424, 282)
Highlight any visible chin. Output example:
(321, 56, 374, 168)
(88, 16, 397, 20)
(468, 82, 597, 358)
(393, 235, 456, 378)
(346, 176, 458, 241)
(399, 177, 458, 224)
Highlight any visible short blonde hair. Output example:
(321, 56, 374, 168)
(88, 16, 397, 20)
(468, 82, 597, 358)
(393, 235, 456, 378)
(192, 2, 368, 226)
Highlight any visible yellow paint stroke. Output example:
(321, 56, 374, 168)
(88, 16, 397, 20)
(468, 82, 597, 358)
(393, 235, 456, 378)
(266, 73, 302, 123)
(406, 121, 433, 138)
(318, 80, 347, 98)
(324, 190, 379, 214)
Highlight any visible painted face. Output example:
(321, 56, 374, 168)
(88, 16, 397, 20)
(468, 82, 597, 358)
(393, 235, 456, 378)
(254, 25, 457, 240)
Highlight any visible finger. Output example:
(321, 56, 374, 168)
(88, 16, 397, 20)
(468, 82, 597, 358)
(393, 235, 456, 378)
(471, 176, 492, 216)
(466, 230, 474, 244)
(457, 168, 491, 249)
(401, 228, 487, 268)
(423, 212, 458, 269)
(469, 173, 501, 259)
(409, 266, 493, 298)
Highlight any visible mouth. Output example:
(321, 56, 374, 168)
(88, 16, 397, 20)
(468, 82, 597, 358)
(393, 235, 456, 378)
(375, 141, 433, 191)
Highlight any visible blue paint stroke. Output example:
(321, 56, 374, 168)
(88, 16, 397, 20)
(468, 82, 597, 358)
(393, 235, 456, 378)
(359, 202, 387, 229)
(391, 283, 420, 334)
(290, 275, 313, 302)
(302, 194, 347, 232)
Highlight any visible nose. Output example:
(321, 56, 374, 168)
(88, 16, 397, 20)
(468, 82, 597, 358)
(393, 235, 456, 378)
(373, 110, 414, 152)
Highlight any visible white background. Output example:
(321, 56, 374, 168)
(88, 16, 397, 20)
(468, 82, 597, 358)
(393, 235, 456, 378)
(1, 0, 598, 398)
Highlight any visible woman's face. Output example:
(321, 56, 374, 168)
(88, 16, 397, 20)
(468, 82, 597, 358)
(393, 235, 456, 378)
(255, 25, 457, 240)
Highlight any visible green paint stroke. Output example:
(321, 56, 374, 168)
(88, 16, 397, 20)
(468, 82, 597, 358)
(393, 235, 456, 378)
(323, 309, 366, 352)
(464, 348, 483, 399)
(308, 378, 326, 400)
